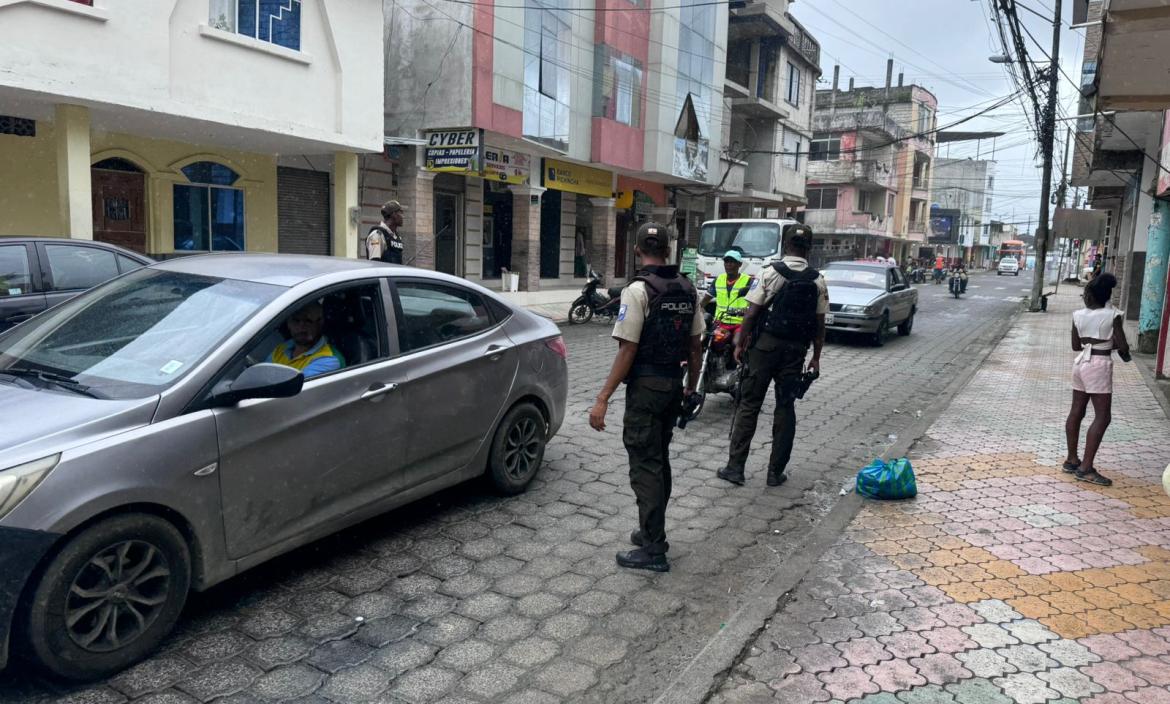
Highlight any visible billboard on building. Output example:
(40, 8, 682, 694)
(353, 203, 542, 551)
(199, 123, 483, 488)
(673, 138, 709, 181)
(928, 208, 960, 244)
(543, 158, 612, 197)
(482, 147, 530, 185)
(424, 129, 481, 173)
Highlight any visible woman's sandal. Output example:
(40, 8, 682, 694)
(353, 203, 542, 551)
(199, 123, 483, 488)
(1075, 468, 1113, 486)
(1062, 460, 1080, 473)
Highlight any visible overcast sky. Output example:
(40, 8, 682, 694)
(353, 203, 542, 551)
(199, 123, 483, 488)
(792, 0, 1086, 230)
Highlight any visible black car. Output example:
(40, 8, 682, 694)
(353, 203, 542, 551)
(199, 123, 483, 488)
(0, 238, 152, 332)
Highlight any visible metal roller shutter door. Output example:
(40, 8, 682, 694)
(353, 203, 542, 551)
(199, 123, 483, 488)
(278, 167, 330, 255)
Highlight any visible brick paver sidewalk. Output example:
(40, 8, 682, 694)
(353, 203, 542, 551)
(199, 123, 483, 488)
(713, 290, 1170, 704)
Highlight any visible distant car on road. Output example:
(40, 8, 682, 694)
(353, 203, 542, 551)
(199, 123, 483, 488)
(824, 259, 918, 346)
(0, 237, 152, 332)
(998, 257, 1020, 276)
(0, 254, 568, 681)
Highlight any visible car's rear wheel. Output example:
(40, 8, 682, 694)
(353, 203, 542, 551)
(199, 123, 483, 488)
(897, 308, 915, 336)
(488, 402, 548, 495)
(21, 514, 190, 681)
(568, 299, 593, 325)
(871, 312, 889, 347)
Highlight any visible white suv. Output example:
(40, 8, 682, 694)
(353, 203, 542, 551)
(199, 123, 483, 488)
(998, 258, 1020, 276)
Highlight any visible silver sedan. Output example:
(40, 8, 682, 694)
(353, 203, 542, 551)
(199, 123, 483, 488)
(0, 254, 567, 680)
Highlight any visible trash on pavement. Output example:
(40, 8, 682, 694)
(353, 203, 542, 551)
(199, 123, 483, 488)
(856, 457, 918, 500)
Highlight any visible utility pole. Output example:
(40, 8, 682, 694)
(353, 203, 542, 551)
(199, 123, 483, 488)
(1054, 126, 1072, 293)
(1029, 0, 1062, 311)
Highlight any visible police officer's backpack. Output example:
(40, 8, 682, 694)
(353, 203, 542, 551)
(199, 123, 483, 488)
(760, 262, 820, 344)
(629, 269, 695, 378)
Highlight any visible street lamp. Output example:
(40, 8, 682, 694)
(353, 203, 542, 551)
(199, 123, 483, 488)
(988, 55, 1013, 63)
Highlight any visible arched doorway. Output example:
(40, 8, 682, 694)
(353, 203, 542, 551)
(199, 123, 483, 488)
(91, 157, 147, 253)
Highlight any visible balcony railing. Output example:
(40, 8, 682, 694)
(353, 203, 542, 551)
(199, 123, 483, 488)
(790, 22, 820, 67)
(908, 220, 927, 234)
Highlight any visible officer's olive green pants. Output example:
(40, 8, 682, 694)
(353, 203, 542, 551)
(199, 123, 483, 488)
(727, 333, 809, 475)
(623, 376, 683, 554)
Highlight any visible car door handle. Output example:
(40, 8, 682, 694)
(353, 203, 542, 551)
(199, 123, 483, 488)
(360, 382, 399, 401)
(483, 344, 510, 361)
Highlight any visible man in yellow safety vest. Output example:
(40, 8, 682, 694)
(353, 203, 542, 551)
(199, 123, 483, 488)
(703, 249, 754, 326)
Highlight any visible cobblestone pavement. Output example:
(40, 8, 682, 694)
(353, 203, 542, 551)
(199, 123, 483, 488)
(712, 288, 1170, 704)
(0, 274, 1028, 704)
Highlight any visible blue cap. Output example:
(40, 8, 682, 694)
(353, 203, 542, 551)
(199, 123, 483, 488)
(723, 250, 743, 262)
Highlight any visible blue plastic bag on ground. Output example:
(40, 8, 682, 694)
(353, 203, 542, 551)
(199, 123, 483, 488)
(856, 458, 917, 500)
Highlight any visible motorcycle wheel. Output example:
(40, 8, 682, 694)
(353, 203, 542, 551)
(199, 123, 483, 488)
(568, 299, 593, 325)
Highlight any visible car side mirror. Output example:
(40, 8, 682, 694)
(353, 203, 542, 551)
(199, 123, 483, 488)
(210, 363, 303, 407)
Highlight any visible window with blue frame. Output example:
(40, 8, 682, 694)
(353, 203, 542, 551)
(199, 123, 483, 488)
(173, 162, 246, 252)
(209, 0, 301, 51)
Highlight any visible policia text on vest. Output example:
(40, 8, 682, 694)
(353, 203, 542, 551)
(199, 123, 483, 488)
(589, 223, 704, 573)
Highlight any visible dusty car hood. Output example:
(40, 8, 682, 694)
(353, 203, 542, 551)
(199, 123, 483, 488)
(0, 383, 158, 466)
(827, 286, 883, 308)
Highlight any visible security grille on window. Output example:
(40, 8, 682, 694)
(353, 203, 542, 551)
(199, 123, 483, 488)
(0, 116, 36, 137)
(807, 188, 837, 210)
(809, 135, 840, 161)
(173, 162, 246, 252)
(210, 0, 302, 51)
(785, 62, 801, 107)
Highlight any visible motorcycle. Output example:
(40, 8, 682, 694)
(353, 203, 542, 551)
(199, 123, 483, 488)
(568, 269, 622, 324)
(682, 311, 743, 424)
(949, 271, 963, 298)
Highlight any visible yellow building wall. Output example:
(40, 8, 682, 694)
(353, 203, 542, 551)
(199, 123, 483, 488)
(0, 121, 278, 255)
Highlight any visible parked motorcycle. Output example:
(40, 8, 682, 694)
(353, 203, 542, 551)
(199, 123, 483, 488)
(568, 269, 622, 324)
(949, 271, 963, 298)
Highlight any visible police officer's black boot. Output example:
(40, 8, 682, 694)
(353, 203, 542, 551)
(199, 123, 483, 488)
(766, 468, 788, 487)
(717, 466, 745, 486)
(616, 547, 669, 572)
(629, 530, 669, 553)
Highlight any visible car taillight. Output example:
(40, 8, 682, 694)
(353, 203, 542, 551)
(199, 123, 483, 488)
(545, 336, 568, 359)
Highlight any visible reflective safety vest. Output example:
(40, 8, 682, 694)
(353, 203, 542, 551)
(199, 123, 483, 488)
(714, 273, 752, 325)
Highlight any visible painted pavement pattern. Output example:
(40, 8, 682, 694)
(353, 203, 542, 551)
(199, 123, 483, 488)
(712, 291, 1170, 704)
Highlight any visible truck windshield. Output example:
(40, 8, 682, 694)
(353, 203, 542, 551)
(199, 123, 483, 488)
(698, 223, 781, 258)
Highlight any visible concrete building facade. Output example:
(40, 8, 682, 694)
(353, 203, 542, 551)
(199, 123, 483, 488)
(933, 158, 996, 267)
(0, 0, 385, 258)
(373, 0, 819, 292)
(804, 73, 938, 266)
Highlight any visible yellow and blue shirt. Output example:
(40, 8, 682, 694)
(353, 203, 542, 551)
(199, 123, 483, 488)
(267, 337, 344, 379)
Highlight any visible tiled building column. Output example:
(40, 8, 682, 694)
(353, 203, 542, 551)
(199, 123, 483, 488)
(589, 197, 617, 283)
(332, 152, 359, 258)
(56, 104, 92, 240)
(510, 185, 545, 292)
(398, 167, 436, 269)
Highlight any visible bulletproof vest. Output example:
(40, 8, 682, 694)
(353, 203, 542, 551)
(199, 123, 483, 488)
(760, 262, 820, 344)
(628, 266, 696, 379)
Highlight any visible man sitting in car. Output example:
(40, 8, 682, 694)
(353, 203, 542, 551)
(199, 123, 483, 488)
(267, 301, 345, 378)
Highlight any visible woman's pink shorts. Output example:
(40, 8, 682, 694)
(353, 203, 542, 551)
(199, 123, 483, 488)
(1072, 356, 1113, 394)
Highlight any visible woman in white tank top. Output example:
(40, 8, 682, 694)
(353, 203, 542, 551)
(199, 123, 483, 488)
(1063, 274, 1131, 486)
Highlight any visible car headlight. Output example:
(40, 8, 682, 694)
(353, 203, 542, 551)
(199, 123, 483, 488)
(865, 304, 883, 316)
(0, 454, 60, 519)
(841, 305, 866, 313)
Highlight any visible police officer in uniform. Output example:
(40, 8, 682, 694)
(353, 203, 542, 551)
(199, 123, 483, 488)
(366, 200, 406, 264)
(718, 224, 828, 488)
(589, 223, 704, 572)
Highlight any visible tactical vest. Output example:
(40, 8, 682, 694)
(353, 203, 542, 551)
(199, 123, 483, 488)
(628, 266, 696, 379)
(760, 262, 820, 344)
(713, 272, 752, 325)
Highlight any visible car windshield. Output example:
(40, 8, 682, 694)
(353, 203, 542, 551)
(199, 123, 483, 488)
(698, 223, 781, 258)
(0, 268, 282, 399)
(824, 266, 888, 289)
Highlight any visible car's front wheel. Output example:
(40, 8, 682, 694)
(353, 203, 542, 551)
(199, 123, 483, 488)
(487, 402, 548, 495)
(21, 514, 191, 681)
(871, 312, 889, 347)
